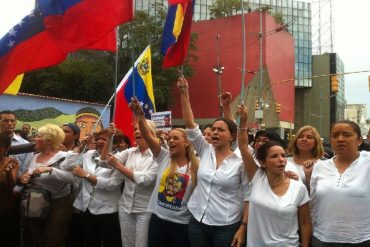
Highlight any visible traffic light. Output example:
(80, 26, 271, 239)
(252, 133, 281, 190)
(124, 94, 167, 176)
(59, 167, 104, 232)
(331, 75, 338, 93)
(275, 103, 281, 113)
(255, 100, 259, 110)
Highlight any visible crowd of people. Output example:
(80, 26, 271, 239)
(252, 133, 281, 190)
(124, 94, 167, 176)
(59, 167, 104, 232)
(0, 77, 370, 247)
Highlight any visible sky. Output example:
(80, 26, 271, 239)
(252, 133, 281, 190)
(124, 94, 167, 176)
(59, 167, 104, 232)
(0, 0, 369, 116)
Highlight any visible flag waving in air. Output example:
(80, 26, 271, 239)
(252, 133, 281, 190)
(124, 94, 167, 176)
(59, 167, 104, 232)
(114, 46, 156, 143)
(161, 0, 195, 68)
(0, 0, 133, 94)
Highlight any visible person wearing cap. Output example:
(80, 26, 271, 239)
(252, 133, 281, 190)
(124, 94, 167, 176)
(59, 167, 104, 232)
(62, 123, 81, 151)
(75, 107, 102, 142)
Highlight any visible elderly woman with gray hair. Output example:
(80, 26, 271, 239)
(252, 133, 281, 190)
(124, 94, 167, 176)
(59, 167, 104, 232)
(19, 124, 74, 247)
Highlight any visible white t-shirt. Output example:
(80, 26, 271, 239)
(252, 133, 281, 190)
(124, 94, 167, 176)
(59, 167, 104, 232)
(310, 151, 370, 243)
(147, 147, 193, 224)
(248, 169, 309, 247)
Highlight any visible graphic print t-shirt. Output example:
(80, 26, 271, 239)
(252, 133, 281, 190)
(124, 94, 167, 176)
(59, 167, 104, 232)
(157, 165, 190, 211)
(147, 147, 193, 224)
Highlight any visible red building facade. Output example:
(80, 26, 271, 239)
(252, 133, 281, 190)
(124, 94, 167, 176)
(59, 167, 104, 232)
(171, 12, 295, 132)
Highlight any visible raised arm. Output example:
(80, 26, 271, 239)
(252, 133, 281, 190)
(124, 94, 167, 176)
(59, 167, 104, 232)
(100, 123, 116, 160)
(236, 104, 258, 180)
(221, 92, 235, 122)
(177, 77, 196, 129)
(129, 97, 161, 157)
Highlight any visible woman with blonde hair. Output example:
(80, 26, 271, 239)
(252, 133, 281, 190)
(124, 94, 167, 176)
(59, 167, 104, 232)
(19, 124, 74, 247)
(287, 125, 324, 186)
(129, 97, 199, 247)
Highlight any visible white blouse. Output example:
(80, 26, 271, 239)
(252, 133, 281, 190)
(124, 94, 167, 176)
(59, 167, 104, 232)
(114, 147, 158, 213)
(27, 151, 74, 199)
(186, 125, 247, 226)
(67, 151, 125, 215)
(310, 151, 370, 243)
(248, 169, 309, 246)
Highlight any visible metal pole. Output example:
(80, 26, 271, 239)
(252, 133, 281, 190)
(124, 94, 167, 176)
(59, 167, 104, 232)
(216, 34, 223, 118)
(320, 85, 323, 133)
(258, 9, 263, 128)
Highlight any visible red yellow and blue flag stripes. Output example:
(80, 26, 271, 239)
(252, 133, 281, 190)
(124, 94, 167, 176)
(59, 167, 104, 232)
(161, 0, 195, 68)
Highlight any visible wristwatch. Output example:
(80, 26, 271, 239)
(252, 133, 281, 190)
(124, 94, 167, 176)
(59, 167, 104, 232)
(84, 174, 91, 180)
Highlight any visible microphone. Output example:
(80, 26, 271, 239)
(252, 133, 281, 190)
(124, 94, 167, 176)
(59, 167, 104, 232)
(7, 143, 35, 155)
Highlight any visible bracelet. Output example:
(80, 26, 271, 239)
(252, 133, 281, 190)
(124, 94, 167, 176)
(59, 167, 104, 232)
(241, 221, 248, 227)
(238, 127, 248, 131)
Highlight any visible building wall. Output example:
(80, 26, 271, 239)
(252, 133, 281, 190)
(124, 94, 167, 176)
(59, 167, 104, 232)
(298, 53, 344, 142)
(170, 13, 295, 131)
(135, 0, 312, 88)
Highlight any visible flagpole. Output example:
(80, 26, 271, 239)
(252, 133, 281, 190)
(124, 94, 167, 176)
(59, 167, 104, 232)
(235, 0, 247, 126)
(240, 0, 246, 106)
(130, 25, 136, 97)
(112, 26, 120, 122)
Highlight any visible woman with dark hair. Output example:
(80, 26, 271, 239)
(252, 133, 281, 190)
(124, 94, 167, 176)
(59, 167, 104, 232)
(129, 97, 199, 247)
(237, 104, 311, 247)
(113, 129, 131, 152)
(65, 129, 124, 247)
(308, 120, 370, 246)
(287, 125, 324, 186)
(178, 77, 247, 247)
(202, 124, 213, 144)
(0, 133, 19, 246)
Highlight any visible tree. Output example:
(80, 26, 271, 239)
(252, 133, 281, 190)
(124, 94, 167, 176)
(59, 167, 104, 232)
(209, 0, 249, 18)
(22, 3, 197, 111)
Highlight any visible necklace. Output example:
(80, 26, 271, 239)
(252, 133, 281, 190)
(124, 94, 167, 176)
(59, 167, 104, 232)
(269, 176, 287, 188)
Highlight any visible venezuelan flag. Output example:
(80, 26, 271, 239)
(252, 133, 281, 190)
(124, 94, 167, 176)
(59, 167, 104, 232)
(161, 0, 195, 68)
(0, 0, 133, 94)
(114, 46, 156, 143)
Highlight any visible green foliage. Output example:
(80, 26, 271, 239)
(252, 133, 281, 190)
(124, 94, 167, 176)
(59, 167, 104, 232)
(22, 52, 115, 104)
(209, 0, 249, 18)
(21, 3, 197, 111)
(15, 107, 64, 122)
(272, 12, 285, 25)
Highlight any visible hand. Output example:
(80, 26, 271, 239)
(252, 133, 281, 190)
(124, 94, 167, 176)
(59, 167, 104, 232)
(4, 159, 18, 172)
(59, 144, 67, 151)
(33, 166, 52, 176)
(303, 159, 316, 177)
(108, 123, 116, 137)
(177, 77, 188, 93)
(285, 170, 299, 181)
(236, 104, 248, 123)
(81, 135, 93, 146)
(19, 172, 32, 184)
(72, 166, 88, 178)
(231, 226, 246, 247)
(129, 97, 145, 116)
(106, 153, 121, 169)
(220, 92, 232, 106)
